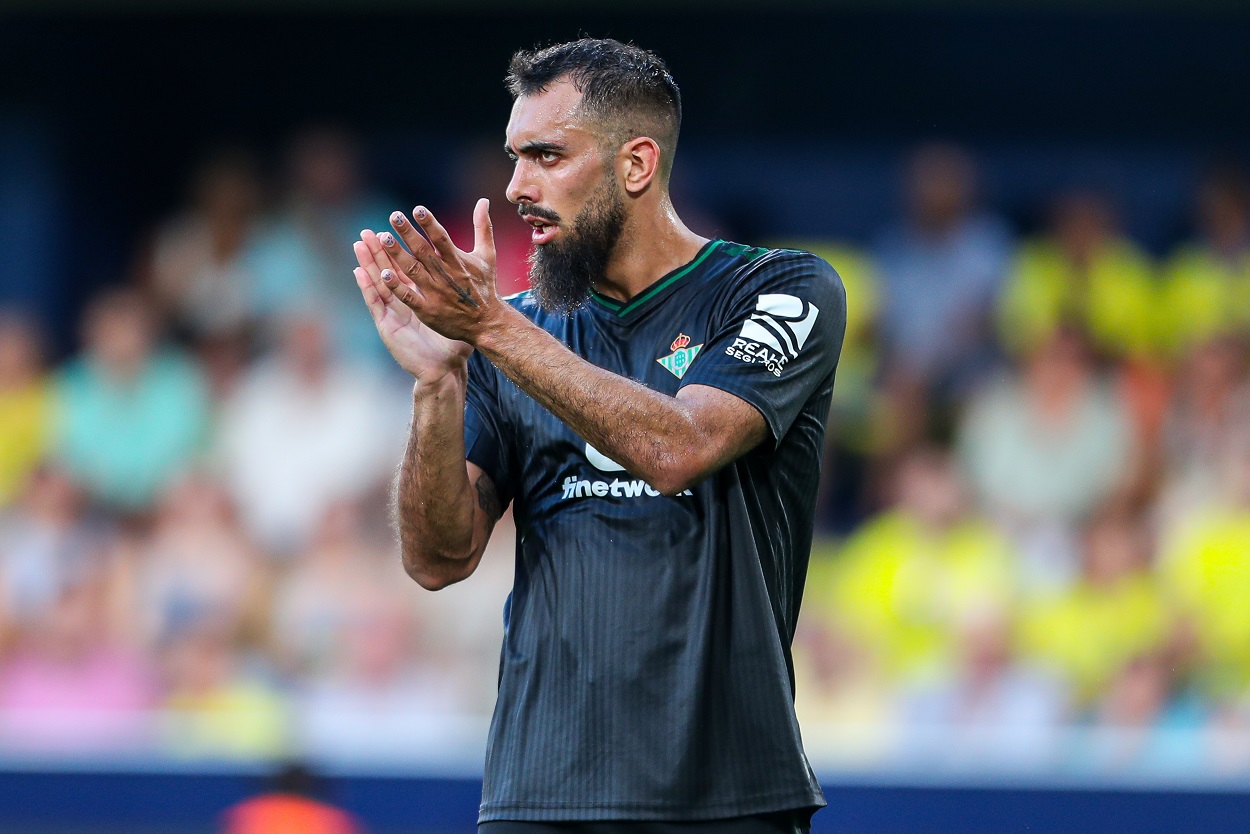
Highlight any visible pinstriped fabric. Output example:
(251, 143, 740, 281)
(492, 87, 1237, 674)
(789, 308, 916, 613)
(463, 242, 845, 823)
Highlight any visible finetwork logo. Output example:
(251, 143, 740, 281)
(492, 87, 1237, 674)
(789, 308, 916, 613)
(561, 443, 692, 500)
(725, 293, 819, 377)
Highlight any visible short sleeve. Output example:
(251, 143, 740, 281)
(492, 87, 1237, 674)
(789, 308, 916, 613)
(680, 250, 847, 442)
(464, 350, 515, 508)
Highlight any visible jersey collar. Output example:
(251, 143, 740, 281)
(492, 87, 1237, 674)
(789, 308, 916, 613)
(589, 239, 724, 319)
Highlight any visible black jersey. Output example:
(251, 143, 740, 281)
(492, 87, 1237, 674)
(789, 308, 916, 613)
(463, 239, 846, 823)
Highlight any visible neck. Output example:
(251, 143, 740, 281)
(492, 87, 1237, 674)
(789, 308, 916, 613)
(592, 194, 708, 303)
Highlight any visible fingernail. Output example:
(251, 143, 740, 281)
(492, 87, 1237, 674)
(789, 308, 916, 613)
(392, 212, 405, 226)
(415, 207, 427, 219)
(381, 269, 395, 282)
(381, 232, 395, 247)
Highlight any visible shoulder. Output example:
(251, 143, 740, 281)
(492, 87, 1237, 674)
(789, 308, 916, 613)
(718, 243, 846, 318)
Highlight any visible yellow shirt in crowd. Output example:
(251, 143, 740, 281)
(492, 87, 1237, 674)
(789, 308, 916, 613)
(1018, 573, 1170, 706)
(0, 381, 51, 505)
(806, 512, 1016, 684)
(998, 238, 1159, 360)
(1161, 509, 1250, 696)
(1157, 245, 1250, 358)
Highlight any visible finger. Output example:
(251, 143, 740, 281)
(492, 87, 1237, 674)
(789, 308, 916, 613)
(353, 267, 386, 319)
(412, 205, 460, 263)
(472, 198, 495, 262)
(375, 220, 427, 286)
(363, 229, 421, 290)
(381, 267, 427, 313)
(354, 238, 397, 304)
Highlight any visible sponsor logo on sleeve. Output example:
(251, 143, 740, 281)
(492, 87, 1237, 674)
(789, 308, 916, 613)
(726, 294, 819, 376)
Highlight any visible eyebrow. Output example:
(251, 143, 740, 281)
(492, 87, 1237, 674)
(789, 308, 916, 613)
(506, 140, 567, 157)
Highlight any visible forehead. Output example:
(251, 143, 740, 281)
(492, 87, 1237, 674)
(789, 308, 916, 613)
(505, 79, 597, 150)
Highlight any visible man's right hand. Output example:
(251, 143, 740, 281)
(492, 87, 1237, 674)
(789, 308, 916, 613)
(353, 229, 473, 384)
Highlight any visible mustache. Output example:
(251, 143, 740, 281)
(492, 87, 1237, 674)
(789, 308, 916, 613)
(517, 204, 561, 224)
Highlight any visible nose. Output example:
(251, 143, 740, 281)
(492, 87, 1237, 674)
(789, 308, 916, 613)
(506, 161, 537, 206)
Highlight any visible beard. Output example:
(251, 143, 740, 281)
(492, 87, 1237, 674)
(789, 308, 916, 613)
(524, 178, 626, 315)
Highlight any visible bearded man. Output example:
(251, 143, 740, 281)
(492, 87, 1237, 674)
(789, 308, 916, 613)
(352, 37, 845, 834)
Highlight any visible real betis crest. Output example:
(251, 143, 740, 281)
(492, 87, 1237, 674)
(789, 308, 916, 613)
(657, 333, 702, 379)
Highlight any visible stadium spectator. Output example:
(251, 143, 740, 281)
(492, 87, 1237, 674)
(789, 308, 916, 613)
(0, 579, 156, 752)
(0, 464, 106, 641)
(143, 150, 264, 342)
(898, 608, 1068, 769)
(51, 289, 209, 513)
(132, 472, 269, 648)
(1159, 429, 1250, 701)
(270, 500, 407, 679)
(958, 324, 1134, 589)
(805, 447, 1016, 686)
(1156, 335, 1250, 529)
(294, 593, 476, 763)
(213, 310, 405, 556)
(1159, 165, 1250, 359)
(1018, 510, 1171, 707)
(221, 762, 362, 834)
(0, 311, 51, 507)
(872, 144, 1012, 411)
(245, 127, 392, 366)
(160, 619, 288, 759)
(998, 190, 1158, 363)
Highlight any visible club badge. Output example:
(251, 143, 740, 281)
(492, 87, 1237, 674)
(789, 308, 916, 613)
(657, 333, 703, 380)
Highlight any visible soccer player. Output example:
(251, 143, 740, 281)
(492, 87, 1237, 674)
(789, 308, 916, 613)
(352, 38, 845, 834)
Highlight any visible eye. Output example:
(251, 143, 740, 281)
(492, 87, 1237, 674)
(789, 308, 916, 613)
(506, 151, 518, 162)
(540, 150, 559, 164)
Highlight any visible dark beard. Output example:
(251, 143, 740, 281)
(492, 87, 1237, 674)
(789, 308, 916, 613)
(526, 180, 626, 315)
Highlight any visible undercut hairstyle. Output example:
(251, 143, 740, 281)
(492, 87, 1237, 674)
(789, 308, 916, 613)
(506, 38, 682, 181)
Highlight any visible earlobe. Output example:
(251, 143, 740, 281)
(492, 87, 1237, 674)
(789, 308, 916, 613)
(622, 137, 660, 195)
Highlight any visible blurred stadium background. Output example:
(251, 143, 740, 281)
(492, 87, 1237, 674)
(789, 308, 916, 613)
(2, 1, 1250, 831)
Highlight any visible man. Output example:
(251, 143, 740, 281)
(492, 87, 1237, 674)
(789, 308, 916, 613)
(352, 38, 845, 834)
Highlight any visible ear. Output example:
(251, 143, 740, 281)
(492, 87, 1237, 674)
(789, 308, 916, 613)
(619, 137, 661, 195)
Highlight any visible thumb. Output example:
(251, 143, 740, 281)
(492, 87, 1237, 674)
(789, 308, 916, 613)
(472, 197, 495, 263)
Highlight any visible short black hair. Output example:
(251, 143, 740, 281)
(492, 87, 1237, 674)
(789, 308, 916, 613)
(506, 38, 682, 180)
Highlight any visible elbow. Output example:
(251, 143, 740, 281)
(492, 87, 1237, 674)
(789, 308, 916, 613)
(646, 454, 706, 496)
(401, 545, 474, 591)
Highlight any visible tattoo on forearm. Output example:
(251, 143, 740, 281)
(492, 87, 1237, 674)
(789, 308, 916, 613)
(475, 475, 502, 529)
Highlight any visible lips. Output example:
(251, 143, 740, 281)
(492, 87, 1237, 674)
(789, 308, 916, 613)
(519, 206, 560, 246)
(528, 219, 558, 245)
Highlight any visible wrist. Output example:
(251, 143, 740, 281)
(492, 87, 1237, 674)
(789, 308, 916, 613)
(412, 364, 467, 401)
(472, 299, 524, 358)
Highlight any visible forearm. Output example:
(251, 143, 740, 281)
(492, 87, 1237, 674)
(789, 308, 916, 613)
(474, 306, 733, 494)
(394, 370, 477, 588)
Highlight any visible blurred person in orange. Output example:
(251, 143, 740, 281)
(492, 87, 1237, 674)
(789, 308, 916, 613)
(958, 324, 1134, 591)
(0, 312, 51, 507)
(1018, 509, 1172, 708)
(1158, 164, 1250, 359)
(52, 288, 209, 514)
(222, 762, 361, 834)
(1156, 334, 1250, 529)
(805, 446, 1016, 687)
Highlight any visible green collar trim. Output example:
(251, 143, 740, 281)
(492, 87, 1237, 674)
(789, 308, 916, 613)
(590, 239, 724, 317)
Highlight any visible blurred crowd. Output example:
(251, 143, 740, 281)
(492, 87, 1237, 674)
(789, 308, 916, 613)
(1, 130, 1249, 779)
